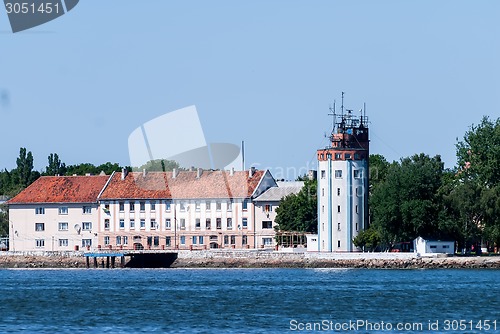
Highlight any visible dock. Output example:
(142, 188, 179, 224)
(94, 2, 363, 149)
(84, 250, 178, 268)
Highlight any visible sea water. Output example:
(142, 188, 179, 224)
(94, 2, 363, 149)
(0, 268, 499, 333)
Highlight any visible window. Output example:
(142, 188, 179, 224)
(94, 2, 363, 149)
(58, 222, 68, 231)
(242, 200, 248, 210)
(345, 153, 351, 160)
(354, 169, 362, 179)
(119, 219, 125, 229)
(224, 235, 229, 245)
(82, 239, 92, 247)
(263, 238, 272, 246)
(123, 236, 128, 245)
(242, 218, 248, 228)
(242, 235, 247, 246)
(195, 202, 200, 212)
(356, 186, 363, 196)
(322, 223, 324, 231)
(335, 153, 341, 160)
(59, 239, 68, 247)
(82, 222, 92, 230)
(262, 221, 272, 229)
(35, 223, 45, 231)
(104, 236, 110, 245)
(165, 218, 171, 229)
(58, 207, 68, 215)
(180, 202, 186, 212)
(140, 201, 145, 212)
(206, 218, 211, 230)
(104, 219, 110, 230)
(166, 236, 171, 247)
(337, 205, 341, 213)
(216, 201, 221, 211)
(227, 218, 233, 229)
(35, 207, 45, 215)
(335, 170, 342, 178)
(442, 245, 450, 249)
(354, 153, 360, 160)
(147, 237, 153, 247)
(180, 236, 186, 245)
(150, 219, 157, 229)
(180, 218, 185, 229)
(130, 202, 135, 212)
(103, 204, 110, 214)
(430, 245, 437, 249)
(140, 219, 146, 228)
(83, 206, 92, 214)
(264, 204, 272, 212)
(337, 188, 341, 196)
(195, 218, 201, 229)
(321, 170, 325, 179)
(356, 223, 358, 231)
(35, 239, 45, 247)
(322, 205, 324, 213)
(338, 240, 341, 248)
(116, 236, 122, 245)
(192, 236, 197, 245)
(154, 236, 159, 247)
(206, 201, 211, 211)
(227, 201, 232, 211)
(130, 219, 135, 229)
(216, 218, 222, 229)
(355, 205, 358, 214)
(322, 188, 324, 196)
(119, 202, 125, 212)
(338, 223, 341, 231)
(199, 236, 204, 244)
(151, 202, 156, 212)
(230, 235, 236, 245)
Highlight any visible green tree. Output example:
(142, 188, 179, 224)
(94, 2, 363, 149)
(274, 178, 317, 233)
(369, 154, 389, 192)
(45, 153, 67, 176)
(15, 147, 35, 187)
(353, 226, 381, 252)
(133, 159, 181, 172)
(0, 204, 8, 236)
(370, 154, 448, 247)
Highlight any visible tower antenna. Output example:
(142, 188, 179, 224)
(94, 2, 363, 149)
(341, 92, 345, 116)
(328, 100, 336, 134)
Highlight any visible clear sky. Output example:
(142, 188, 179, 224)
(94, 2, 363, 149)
(1, 1, 499, 180)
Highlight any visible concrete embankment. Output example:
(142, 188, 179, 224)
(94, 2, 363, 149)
(1, 250, 500, 269)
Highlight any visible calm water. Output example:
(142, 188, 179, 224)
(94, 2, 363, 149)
(0, 268, 499, 333)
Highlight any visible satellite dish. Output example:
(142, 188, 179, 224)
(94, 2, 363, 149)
(74, 224, 81, 235)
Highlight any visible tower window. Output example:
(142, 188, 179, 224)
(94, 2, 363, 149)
(322, 188, 324, 196)
(344, 153, 351, 160)
(322, 205, 324, 213)
(321, 170, 325, 179)
(337, 223, 341, 231)
(338, 240, 341, 248)
(337, 188, 341, 196)
(335, 170, 342, 178)
(354, 153, 360, 160)
(354, 170, 362, 178)
(356, 223, 359, 231)
(337, 205, 341, 213)
(335, 153, 341, 160)
(356, 205, 358, 214)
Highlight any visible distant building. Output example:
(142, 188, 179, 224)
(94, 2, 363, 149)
(7, 168, 287, 252)
(414, 237, 455, 255)
(316, 96, 369, 252)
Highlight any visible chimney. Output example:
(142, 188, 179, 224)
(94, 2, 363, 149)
(143, 169, 146, 177)
(230, 167, 234, 176)
(248, 167, 255, 178)
(121, 168, 129, 180)
(172, 168, 177, 179)
(197, 168, 202, 179)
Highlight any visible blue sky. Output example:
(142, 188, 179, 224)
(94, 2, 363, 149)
(1, 1, 499, 179)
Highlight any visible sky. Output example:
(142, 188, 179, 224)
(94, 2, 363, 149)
(1, 0, 499, 180)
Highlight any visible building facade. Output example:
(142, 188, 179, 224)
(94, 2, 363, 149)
(8, 168, 284, 251)
(316, 105, 369, 252)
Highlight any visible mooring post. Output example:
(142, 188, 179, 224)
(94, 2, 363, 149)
(111, 256, 115, 268)
(93, 257, 98, 268)
(86, 256, 90, 269)
(121, 256, 125, 267)
(106, 256, 110, 268)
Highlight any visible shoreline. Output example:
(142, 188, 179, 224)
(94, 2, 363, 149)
(2, 251, 500, 269)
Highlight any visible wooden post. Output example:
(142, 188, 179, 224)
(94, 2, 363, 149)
(93, 257, 97, 268)
(111, 256, 115, 268)
(106, 256, 110, 268)
(121, 256, 125, 267)
(86, 256, 90, 269)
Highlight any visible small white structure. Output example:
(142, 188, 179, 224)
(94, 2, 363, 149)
(414, 236, 454, 255)
(306, 234, 319, 252)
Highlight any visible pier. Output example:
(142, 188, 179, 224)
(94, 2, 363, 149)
(84, 250, 178, 268)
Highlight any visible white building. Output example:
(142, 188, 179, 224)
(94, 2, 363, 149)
(414, 236, 455, 255)
(316, 107, 369, 252)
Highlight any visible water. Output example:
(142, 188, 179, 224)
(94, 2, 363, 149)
(0, 268, 499, 333)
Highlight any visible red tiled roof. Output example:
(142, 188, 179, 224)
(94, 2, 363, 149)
(99, 170, 265, 200)
(7, 175, 110, 204)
